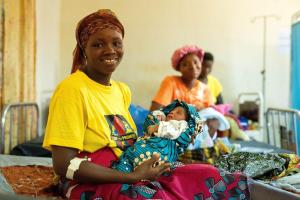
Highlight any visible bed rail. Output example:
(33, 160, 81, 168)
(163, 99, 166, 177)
(266, 107, 300, 155)
(0, 102, 39, 154)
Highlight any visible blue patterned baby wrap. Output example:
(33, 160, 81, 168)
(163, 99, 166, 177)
(114, 99, 201, 173)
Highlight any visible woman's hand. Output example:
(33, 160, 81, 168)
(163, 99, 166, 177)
(132, 153, 170, 182)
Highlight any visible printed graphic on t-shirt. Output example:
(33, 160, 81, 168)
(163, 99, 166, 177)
(105, 115, 137, 150)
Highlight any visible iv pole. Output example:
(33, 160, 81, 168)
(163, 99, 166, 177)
(251, 15, 279, 141)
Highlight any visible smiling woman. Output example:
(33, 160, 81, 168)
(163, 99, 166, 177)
(71, 9, 124, 85)
(42, 9, 251, 200)
(82, 28, 124, 85)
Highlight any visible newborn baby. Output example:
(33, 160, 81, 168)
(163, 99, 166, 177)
(113, 100, 202, 173)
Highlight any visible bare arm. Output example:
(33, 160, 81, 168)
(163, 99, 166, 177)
(52, 145, 170, 184)
(149, 101, 164, 111)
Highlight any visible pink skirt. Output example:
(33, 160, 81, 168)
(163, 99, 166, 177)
(61, 148, 251, 200)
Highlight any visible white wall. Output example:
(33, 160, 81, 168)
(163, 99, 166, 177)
(36, 0, 61, 134)
(37, 0, 300, 114)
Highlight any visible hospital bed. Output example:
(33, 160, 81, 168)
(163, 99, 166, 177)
(0, 102, 53, 198)
(0, 102, 299, 199)
(266, 107, 300, 155)
(238, 93, 300, 155)
(0, 102, 39, 154)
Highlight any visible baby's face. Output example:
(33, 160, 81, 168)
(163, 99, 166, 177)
(166, 106, 187, 121)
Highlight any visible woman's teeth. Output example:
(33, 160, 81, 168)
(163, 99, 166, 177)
(104, 59, 117, 64)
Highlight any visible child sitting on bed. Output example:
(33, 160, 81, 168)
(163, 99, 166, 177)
(113, 99, 202, 173)
(189, 107, 230, 149)
(180, 107, 232, 164)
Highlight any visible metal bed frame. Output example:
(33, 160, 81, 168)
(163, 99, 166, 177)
(238, 92, 265, 142)
(0, 102, 39, 154)
(266, 107, 300, 155)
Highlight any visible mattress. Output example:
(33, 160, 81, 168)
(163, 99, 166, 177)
(0, 155, 52, 194)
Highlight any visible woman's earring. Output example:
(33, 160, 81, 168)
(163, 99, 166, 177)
(84, 55, 88, 66)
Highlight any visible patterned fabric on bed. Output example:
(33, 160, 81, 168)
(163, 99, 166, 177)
(215, 152, 300, 180)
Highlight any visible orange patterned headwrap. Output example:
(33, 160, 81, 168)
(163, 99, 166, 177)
(71, 9, 124, 73)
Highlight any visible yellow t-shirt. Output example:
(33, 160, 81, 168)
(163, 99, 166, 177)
(43, 71, 137, 157)
(207, 75, 223, 104)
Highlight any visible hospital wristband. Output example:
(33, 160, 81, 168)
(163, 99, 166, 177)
(66, 157, 91, 180)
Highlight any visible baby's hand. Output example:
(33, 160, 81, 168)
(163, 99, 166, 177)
(147, 125, 159, 136)
(156, 115, 165, 121)
(152, 110, 166, 121)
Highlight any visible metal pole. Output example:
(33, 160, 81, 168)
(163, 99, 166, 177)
(262, 17, 267, 116)
(251, 15, 279, 141)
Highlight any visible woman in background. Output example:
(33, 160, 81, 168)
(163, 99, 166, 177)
(150, 45, 214, 111)
(198, 52, 224, 105)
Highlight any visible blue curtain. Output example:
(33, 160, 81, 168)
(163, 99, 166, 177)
(291, 21, 300, 155)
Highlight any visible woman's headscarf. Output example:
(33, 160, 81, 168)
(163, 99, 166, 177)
(171, 45, 205, 71)
(71, 9, 124, 73)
